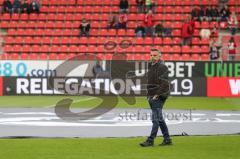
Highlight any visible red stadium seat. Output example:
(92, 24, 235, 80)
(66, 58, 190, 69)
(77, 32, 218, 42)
(79, 37, 88, 45)
(163, 37, 172, 45)
(49, 53, 58, 60)
(29, 53, 38, 60)
(182, 54, 191, 61)
(88, 37, 98, 45)
(135, 45, 145, 53)
(191, 46, 201, 53)
(0, 21, 9, 28)
(172, 54, 181, 61)
(59, 45, 69, 53)
(172, 21, 182, 29)
(13, 45, 22, 53)
(162, 54, 170, 61)
(41, 45, 50, 53)
(182, 46, 191, 54)
(1, 13, 11, 21)
(192, 37, 200, 45)
(201, 38, 209, 45)
(108, 29, 117, 36)
(20, 13, 28, 21)
(118, 29, 126, 36)
(52, 37, 61, 45)
(154, 37, 162, 45)
(172, 29, 181, 37)
(172, 46, 181, 54)
(173, 37, 181, 45)
(62, 37, 70, 45)
(29, 13, 38, 21)
(4, 45, 12, 53)
(201, 54, 209, 61)
(201, 46, 210, 54)
(126, 54, 134, 60)
(201, 21, 210, 29)
(50, 45, 60, 53)
(32, 45, 41, 53)
(4, 37, 14, 45)
(96, 45, 105, 53)
(39, 53, 48, 60)
(144, 37, 153, 45)
(62, 29, 72, 36)
(42, 37, 51, 44)
(69, 45, 79, 53)
(11, 13, 19, 21)
(71, 37, 80, 45)
(125, 29, 134, 37)
(8, 53, 19, 60)
(20, 53, 29, 60)
(162, 45, 172, 54)
(22, 45, 31, 53)
(191, 54, 200, 60)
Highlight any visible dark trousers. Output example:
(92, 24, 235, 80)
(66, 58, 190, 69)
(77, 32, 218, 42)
(147, 97, 170, 142)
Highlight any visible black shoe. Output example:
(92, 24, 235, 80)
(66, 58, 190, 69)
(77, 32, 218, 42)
(159, 139, 172, 146)
(139, 141, 154, 147)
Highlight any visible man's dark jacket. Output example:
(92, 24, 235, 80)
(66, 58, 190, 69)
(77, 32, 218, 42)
(147, 60, 170, 98)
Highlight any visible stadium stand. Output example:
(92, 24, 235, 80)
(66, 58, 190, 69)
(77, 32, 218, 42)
(0, 0, 239, 60)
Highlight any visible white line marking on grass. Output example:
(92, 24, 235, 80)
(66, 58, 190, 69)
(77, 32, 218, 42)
(3, 112, 55, 116)
(191, 113, 206, 116)
(44, 97, 97, 108)
(216, 114, 240, 116)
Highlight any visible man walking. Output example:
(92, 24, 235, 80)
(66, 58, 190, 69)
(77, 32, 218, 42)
(140, 48, 172, 147)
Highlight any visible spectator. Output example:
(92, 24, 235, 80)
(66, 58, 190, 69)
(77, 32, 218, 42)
(119, 0, 129, 13)
(228, 12, 238, 35)
(191, 6, 200, 21)
(21, 0, 30, 14)
(79, 18, 91, 36)
(163, 25, 172, 37)
(92, 61, 110, 78)
(200, 28, 211, 39)
(211, 6, 221, 21)
(135, 22, 145, 37)
(92, 61, 103, 77)
(118, 13, 128, 29)
(219, 0, 229, 8)
(108, 14, 119, 29)
(181, 18, 193, 45)
(150, 0, 156, 13)
(210, 25, 219, 39)
(144, 10, 154, 37)
(228, 37, 237, 61)
(188, 15, 195, 34)
(199, 6, 207, 21)
(209, 39, 220, 60)
(136, 0, 144, 13)
(205, 6, 212, 21)
(12, 0, 21, 13)
(220, 5, 230, 21)
(145, 0, 152, 13)
(2, 0, 12, 14)
(29, 0, 40, 13)
(154, 23, 164, 37)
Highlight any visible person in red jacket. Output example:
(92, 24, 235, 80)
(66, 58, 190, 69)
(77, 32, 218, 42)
(181, 18, 193, 45)
(228, 37, 237, 61)
(144, 10, 154, 37)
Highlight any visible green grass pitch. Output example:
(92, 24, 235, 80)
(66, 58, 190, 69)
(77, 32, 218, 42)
(0, 96, 239, 110)
(0, 136, 239, 159)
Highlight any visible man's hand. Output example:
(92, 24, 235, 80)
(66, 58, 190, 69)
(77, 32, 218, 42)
(152, 95, 159, 100)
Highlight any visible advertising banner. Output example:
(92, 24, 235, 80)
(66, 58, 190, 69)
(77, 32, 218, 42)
(207, 77, 240, 97)
(0, 60, 239, 97)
